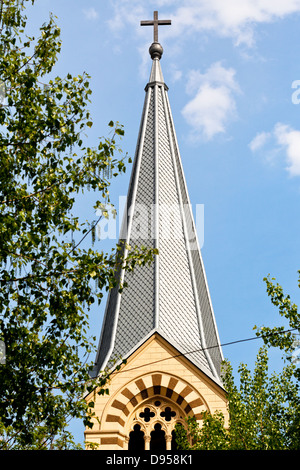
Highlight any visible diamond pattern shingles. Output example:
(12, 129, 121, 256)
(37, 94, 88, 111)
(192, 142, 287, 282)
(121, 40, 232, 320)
(93, 57, 223, 384)
(164, 95, 223, 377)
(105, 88, 156, 367)
(157, 88, 210, 372)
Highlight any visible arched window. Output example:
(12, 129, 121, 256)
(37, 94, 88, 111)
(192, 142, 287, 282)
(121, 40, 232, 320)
(128, 424, 145, 451)
(126, 397, 188, 450)
(150, 423, 166, 451)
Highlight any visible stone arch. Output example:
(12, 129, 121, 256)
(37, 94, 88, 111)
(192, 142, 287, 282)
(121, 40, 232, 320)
(128, 417, 147, 435)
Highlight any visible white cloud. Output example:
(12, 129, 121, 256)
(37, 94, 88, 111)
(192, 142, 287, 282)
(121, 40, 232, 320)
(171, 67, 182, 83)
(250, 123, 300, 177)
(274, 123, 300, 176)
(108, 3, 146, 33)
(182, 62, 240, 141)
(249, 131, 271, 152)
(108, 0, 300, 47)
(170, 0, 300, 46)
(83, 7, 99, 21)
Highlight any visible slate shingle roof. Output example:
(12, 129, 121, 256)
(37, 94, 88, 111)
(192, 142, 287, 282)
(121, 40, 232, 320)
(91, 51, 224, 387)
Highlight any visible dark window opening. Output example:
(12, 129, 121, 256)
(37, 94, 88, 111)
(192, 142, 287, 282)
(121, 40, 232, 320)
(128, 424, 145, 451)
(171, 429, 178, 450)
(139, 407, 155, 422)
(160, 406, 176, 421)
(150, 423, 166, 452)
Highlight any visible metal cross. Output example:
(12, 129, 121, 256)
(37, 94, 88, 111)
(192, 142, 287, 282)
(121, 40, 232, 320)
(140, 11, 171, 43)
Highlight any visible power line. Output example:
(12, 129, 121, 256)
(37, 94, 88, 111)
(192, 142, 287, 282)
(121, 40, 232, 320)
(108, 328, 299, 377)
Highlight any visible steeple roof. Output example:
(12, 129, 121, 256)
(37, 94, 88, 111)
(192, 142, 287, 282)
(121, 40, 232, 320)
(92, 19, 224, 387)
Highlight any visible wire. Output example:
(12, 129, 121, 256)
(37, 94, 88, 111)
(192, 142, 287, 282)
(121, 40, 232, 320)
(107, 328, 299, 377)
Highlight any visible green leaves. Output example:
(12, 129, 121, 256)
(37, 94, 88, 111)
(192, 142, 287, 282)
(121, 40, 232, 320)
(176, 350, 300, 450)
(0, 0, 157, 449)
(175, 271, 300, 451)
(254, 274, 300, 356)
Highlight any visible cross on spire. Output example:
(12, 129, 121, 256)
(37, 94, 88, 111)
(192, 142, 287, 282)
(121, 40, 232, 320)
(141, 11, 171, 43)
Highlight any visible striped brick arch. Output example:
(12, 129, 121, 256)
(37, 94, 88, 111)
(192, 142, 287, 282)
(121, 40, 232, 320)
(105, 372, 207, 429)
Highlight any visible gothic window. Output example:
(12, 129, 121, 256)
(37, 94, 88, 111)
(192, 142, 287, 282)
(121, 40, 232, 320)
(128, 424, 145, 451)
(127, 397, 188, 450)
(150, 423, 166, 451)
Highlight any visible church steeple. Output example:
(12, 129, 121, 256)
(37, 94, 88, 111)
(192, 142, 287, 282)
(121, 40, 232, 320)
(85, 13, 228, 451)
(91, 12, 224, 388)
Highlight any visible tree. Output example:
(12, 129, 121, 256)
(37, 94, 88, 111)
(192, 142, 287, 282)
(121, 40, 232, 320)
(0, 0, 157, 449)
(175, 272, 300, 450)
(255, 273, 300, 383)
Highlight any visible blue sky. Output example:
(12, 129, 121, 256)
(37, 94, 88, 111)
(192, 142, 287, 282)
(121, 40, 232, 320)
(26, 1, 300, 444)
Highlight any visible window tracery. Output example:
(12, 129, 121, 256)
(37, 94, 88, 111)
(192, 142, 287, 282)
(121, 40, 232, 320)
(127, 397, 187, 451)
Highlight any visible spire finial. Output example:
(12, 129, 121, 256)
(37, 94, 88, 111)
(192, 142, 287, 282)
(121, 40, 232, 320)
(141, 11, 171, 60)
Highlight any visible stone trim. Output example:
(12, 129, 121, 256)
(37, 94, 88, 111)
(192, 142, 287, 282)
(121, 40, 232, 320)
(106, 372, 205, 428)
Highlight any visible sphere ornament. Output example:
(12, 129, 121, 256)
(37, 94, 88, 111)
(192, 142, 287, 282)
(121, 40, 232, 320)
(149, 42, 163, 60)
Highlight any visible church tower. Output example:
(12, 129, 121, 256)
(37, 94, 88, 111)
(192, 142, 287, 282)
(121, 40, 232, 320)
(84, 12, 228, 451)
